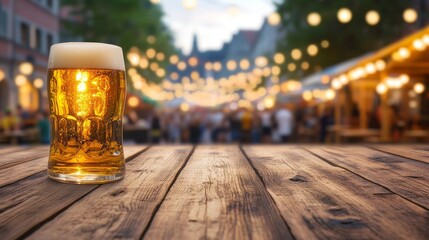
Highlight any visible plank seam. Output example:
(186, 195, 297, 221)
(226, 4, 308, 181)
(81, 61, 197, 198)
(365, 145, 429, 165)
(16, 145, 152, 239)
(301, 146, 429, 212)
(139, 145, 196, 240)
(239, 145, 297, 240)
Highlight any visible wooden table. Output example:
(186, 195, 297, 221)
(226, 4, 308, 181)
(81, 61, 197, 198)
(0, 145, 428, 240)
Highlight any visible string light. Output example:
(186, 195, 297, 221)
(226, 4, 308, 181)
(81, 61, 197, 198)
(15, 74, 27, 86)
(403, 8, 418, 23)
(240, 59, 250, 70)
(287, 63, 296, 71)
(182, 0, 197, 10)
(321, 40, 329, 48)
(307, 44, 318, 56)
(307, 12, 321, 26)
(268, 12, 281, 26)
(34, 78, 44, 89)
(291, 49, 302, 60)
(376, 83, 387, 94)
(128, 96, 139, 107)
(365, 10, 380, 25)
(273, 53, 285, 64)
(337, 8, 352, 23)
(414, 83, 425, 94)
(19, 62, 34, 75)
(169, 55, 179, 64)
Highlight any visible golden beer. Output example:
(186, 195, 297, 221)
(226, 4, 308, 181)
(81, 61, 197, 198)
(47, 43, 126, 184)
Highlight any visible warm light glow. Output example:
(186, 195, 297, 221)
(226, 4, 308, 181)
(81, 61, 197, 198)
(189, 57, 198, 67)
(170, 72, 179, 80)
(376, 83, 387, 94)
(213, 62, 222, 71)
(177, 61, 187, 71)
(307, 44, 318, 56)
(398, 47, 410, 59)
(0, 69, 5, 81)
(34, 78, 44, 89)
(146, 48, 156, 59)
(19, 62, 34, 75)
(256, 102, 265, 111)
(263, 96, 276, 109)
(147, 35, 156, 44)
(15, 74, 27, 86)
(127, 52, 140, 66)
(339, 74, 349, 85)
(182, 0, 197, 10)
(291, 49, 302, 60)
(273, 53, 285, 64)
(150, 62, 159, 71)
(191, 71, 200, 80)
(128, 96, 139, 107)
(255, 56, 268, 67)
(375, 59, 386, 71)
(365, 10, 380, 25)
(409, 100, 418, 109)
(287, 63, 296, 71)
(403, 8, 418, 23)
(331, 79, 342, 90)
(156, 68, 166, 78)
(301, 62, 309, 70)
(271, 66, 281, 76)
(139, 58, 149, 69)
(302, 91, 313, 101)
(324, 89, 336, 100)
(399, 74, 409, 85)
(156, 52, 165, 61)
(412, 39, 426, 51)
(268, 12, 281, 26)
(240, 59, 250, 70)
(227, 60, 237, 71)
(337, 8, 352, 23)
(321, 75, 330, 84)
(180, 102, 190, 112)
(365, 63, 376, 74)
(321, 40, 329, 48)
(169, 55, 179, 64)
(423, 35, 429, 45)
(205, 62, 213, 71)
(307, 12, 321, 26)
(150, 0, 160, 4)
(414, 82, 425, 94)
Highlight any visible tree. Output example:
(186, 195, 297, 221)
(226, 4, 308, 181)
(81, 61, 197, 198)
(61, 0, 176, 82)
(275, 0, 415, 78)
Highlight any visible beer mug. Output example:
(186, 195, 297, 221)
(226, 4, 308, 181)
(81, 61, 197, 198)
(47, 42, 126, 184)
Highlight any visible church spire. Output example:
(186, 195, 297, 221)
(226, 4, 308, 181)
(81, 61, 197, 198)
(190, 34, 199, 56)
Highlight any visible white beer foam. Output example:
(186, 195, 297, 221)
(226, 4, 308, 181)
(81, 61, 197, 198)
(48, 42, 125, 70)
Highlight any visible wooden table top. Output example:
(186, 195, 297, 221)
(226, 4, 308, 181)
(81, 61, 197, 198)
(0, 145, 428, 240)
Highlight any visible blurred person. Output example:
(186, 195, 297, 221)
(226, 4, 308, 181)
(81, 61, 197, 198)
(210, 109, 224, 142)
(189, 116, 201, 144)
(16, 105, 32, 129)
(37, 111, 50, 144)
(319, 108, 334, 143)
(241, 110, 252, 143)
(251, 112, 261, 143)
(167, 112, 182, 143)
(302, 110, 318, 142)
(1, 109, 20, 133)
(150, 113, 161, 143)
(391, 105, 406, 143)
(228, 111, 241, 142)
(260, 109, 272, 143)
(275, 105, 294, 143)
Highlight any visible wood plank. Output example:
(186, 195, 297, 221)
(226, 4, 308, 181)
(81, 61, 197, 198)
(26, 145, 193, 240)
(0, 145, 148, 240)
(369, 145, 429, 164)
(0, 145, 145, 188)
(242, 146, 429, 240)
(143, 145, 293, 240)
(0, 146, 49, 169)
(0, 146, 29, 155)
(305, 146, 429, 209)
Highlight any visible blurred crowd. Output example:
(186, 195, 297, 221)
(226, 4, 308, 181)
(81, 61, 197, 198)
(124, 105, 336, 144)
(0, 105, 50, 144)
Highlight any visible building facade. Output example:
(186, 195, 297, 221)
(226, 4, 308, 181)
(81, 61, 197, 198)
(0, 0, 60, 111)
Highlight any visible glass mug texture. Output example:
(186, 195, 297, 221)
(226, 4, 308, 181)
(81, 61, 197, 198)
(47, 42, 126, 184)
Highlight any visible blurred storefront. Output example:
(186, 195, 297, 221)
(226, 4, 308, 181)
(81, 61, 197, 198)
(0, 0, 60, 111)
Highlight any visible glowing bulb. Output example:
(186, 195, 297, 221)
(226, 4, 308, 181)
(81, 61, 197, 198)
(375, 59, 386, 71)
(189, 57, 198, 67)
(273, 53, 285, 64)
(240, 59, 250, 70)
(376, 83, 387, 94)
(169, 55, 179, 64)
(287, 63, 296, 72)
(227, 60, 237, 71)
(307, 44, 318, 56)
(34, 78, 44, 89)
(403, 8, 418, 23)
(15, 74, 27, 86)
(321, 40, 329, 48)
(399, 74, 409, 85)
(146, 48, 156, 59)
(150, 0, 160, 4)
(180, 102, 190, 112)
(0, 69, 5, 81)
(302, 91, 313, 101)
(324, 89, 336, 100)
(307, 12, 321, 26)
(128, 96, 139, 107)
(177, 61, 187, 71)
(291, 49, 302, 60)
(331, 79, 342, 90)
(268, 12, 281, 26)
(301, 62, 309, 70)
(19, 62, 34, 75)
(365, 63, 376, 74)
(365, 10, 380, 25)
(255, 56, 268, 67)
(413, 83, 425, 94)
(264, 96, 275, 109)
(337, 8, 352, 23)
(156, 52, 165, 61)
(412, 39, 426, 51)
(182, 0, 197, 10)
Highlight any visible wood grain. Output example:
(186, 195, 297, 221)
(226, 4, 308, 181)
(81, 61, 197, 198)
(0, 146, 49, 169)
(242, 146, 429, 240)
(0, 146, 147, 239)
(143, 145, 293, 240)
(369, 144, 429, 164)
(305, 146, 429, 209)
(0, 145, 145, 188)
(27, 146, 193, 240)
(0, 146, 28, 155)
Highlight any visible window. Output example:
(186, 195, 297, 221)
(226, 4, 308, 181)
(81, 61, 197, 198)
(35, 28, 42, 51)
(0, 4, 7, 37)
(46, 33, 53, 50)
(20, 22, 30, 47)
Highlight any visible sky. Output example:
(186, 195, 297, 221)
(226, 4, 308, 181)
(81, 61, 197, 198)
(159, 0, 276, 55)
